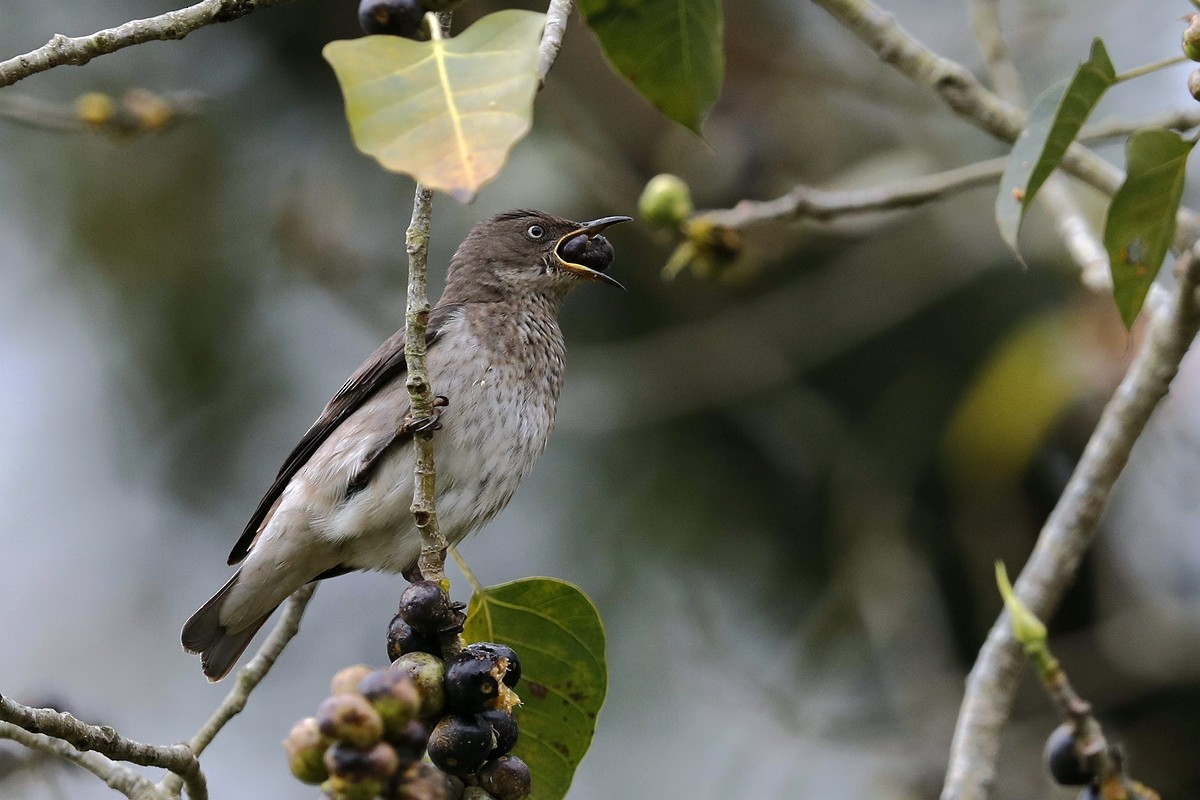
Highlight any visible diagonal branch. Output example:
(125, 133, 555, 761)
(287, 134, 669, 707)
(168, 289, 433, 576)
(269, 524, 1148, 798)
(159, 584, 316, 797)
(0, 697, 205, 800)
(0, 722, 163, 800)
(0, 0, 300, 89)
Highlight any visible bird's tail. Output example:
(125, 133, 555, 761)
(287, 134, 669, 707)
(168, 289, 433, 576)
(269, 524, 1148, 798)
(181, 570, 276, 682)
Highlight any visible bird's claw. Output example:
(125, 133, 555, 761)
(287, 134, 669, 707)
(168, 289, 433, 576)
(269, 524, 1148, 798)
(404, 396, 449, 435)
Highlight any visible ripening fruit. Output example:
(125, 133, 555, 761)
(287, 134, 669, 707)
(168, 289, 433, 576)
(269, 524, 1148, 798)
(75, 92, 115, 126)
(330, 664, 374, 696)
(316, 694, 385, 749)
(466, 643, 521, 688)
(480, 708, 518, 757)
(321, 773, 383, 800)
(324, 740, 401, 781)
(393, 762, 458, 800)
(1045, 723, 1095, 787)
(398, 581, 456, 635)
(427, 713, 495, 775)
(387, 616, 439, 661)
(639, 174, 694, 229)
(478, 755, 532, 800)
(391, 651, 446, 718)
(283, 717, 332, 785)
(359, 668, 421, 737)
(1189, 69, 1200, 102)
(1184, 14, 1200, 62)
(445, 649, 504, 713)
(358, 0, 427, 39)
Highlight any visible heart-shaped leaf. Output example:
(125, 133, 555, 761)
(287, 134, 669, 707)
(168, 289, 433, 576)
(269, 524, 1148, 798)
(996, 39, 1116, 262)
(464, 577, 607, 800)
(1105, 128, 1195, 328)
(324, 10, 546, 203)
(578, 0, 723, 133)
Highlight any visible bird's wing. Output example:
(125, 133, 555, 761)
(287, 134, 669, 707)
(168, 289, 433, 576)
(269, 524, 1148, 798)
(226, 303, 463, 566)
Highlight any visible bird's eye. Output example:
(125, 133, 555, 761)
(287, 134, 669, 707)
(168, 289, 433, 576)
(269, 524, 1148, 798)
(526, 224, 545, 239)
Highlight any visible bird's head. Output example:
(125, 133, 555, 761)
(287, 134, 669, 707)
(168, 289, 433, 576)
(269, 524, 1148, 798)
(444, 209, 631, 303)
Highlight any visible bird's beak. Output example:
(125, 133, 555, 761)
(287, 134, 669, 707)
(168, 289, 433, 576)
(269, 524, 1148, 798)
(554, 215, 633, 289)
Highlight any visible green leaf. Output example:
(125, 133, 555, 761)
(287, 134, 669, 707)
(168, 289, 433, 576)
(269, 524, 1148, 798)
(464, 577, 607, 800)
(996, 39, 1116, 261)
(577, 0, 723, 133)
(1105, 128, 1195, 328)
(323, 10, 545, 203)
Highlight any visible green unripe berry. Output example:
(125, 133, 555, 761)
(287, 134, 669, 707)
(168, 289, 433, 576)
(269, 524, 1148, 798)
(283, 717, 332, 785)
(1185, 15, 1200, 62)
(390, 651, 446, 718)
(359, 668, 421, 737)
(321, 774, 383, 800)
(639, 174, 694, 228)
(316, 693, 385, 749)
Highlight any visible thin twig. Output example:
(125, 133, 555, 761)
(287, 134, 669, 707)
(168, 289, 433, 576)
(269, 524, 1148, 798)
(968, 0, 1024, 105)
(537, 0, 574, 85)
(0, 697, 205, 800)
(0, 0, 299, 89)
(0, 722, 163, 800)
(1080, 108, 1200, 142)
(158, 585, 316, 797)
(0, 90, 204, 135)
(944, 241, 1200, 800)
(405, 181, 446, 584)
(695, 156, 1006, 230)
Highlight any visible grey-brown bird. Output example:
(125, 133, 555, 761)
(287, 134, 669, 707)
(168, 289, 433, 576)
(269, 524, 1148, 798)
(182, 210, 629, 680)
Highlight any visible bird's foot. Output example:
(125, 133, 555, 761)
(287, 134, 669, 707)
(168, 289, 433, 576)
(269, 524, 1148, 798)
(403, 395, 450, 435)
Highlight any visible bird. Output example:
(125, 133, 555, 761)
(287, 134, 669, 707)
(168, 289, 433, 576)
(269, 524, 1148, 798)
(181, 209, 630, 681)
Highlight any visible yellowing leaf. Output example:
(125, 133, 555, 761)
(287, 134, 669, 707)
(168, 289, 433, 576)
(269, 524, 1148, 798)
(324, 11, 546, 203)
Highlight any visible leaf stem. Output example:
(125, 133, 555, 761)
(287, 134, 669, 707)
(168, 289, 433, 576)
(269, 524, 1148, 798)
(450, 548, 485, 594)
(1113, 54, 1189, 84)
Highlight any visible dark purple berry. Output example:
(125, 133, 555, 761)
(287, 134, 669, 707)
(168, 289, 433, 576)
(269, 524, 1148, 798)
(556, 233, 614, 272)
(427, 714, 494, 776)
(386, 718, 430, 762)
(387, 616, 439, 661)
(467, 642, 521, 687)
(481, 708, 518, 757)
(478, 754, 532, 800)
(445, 649, 503, 713)
(1045, 723, 1095, 787)
(357, 0, 428, 39)
(324, 741, 400, 781)
(398, 581, 455, 635)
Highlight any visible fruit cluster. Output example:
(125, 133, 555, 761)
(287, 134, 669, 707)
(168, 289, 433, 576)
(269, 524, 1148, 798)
(284, 581, 531, 800)
(1185, 15, 1200, 100)
(357, 0, 465, 40)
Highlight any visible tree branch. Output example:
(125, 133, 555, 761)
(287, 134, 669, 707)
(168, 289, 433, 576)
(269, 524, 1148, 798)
(965, 1, 1109, 291)
(0, 722, 164, 800)
(944, 243, 1200, 800)
(158, 585, 315, 797)
(0, 90, 203, 135)
(404, 180, 446, 584)
(0, 697, 205, 800)
(537, 0, 574, 85)
(809, 0, 1200, 244)
(695, 156, 1006, 229)
(0, 0, 299, 89)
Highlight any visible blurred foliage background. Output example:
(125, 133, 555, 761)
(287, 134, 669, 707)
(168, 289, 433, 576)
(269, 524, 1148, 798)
(3, 0, 1200, 798)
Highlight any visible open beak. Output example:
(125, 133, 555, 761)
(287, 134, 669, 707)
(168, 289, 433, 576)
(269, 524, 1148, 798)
(554, 215, 633, 289)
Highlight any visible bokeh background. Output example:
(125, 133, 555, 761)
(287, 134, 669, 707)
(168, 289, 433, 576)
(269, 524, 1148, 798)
(3, 0, 1200, 798)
